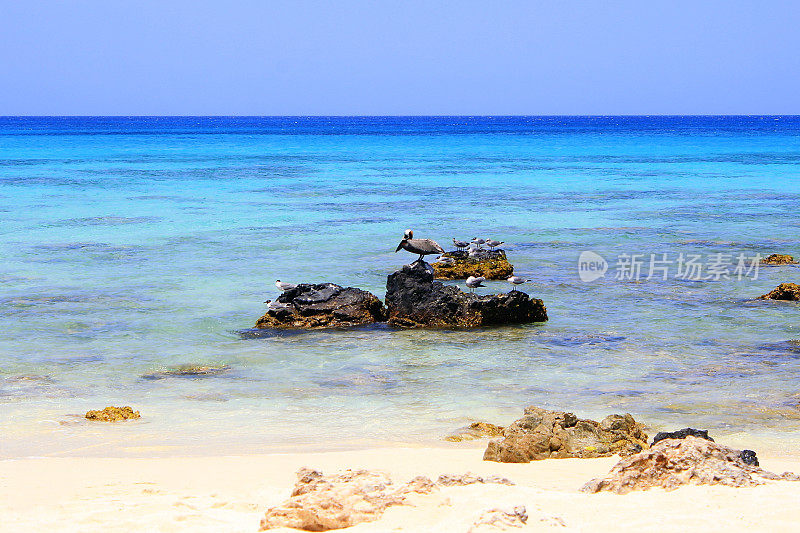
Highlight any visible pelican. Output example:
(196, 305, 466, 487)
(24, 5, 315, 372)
(452, 238, 469, 251)
(471, 237, 486, 249)
(396, 230, 445, 263)
(507, 276, 529, 291)
(465, 275, 485, 293)
(275, 280, 296, 291)
(486, 239, 504, 251)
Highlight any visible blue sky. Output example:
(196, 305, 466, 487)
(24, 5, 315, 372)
(1, 1, 798, 115)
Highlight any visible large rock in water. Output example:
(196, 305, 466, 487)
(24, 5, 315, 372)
(385, 261, 547, 328)
(582, 436, 800, 494)
(256, 283, 387, 330)
(432, 249, 514, 280)
(761, 253, 797, 265)
(483, 406, 648, 463)
(758, 282, 800, 301)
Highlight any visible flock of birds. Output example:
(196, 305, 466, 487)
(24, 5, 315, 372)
(268, 230, 529, 308)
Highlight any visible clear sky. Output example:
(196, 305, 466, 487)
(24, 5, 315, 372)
(1, 0, 798, 115)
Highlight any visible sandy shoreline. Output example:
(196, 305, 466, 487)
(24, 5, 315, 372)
(3, 444, 800, 532)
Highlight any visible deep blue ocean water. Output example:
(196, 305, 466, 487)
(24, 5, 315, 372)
(2, 116, 800, 457)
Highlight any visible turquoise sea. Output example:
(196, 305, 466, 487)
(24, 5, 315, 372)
(2, 116, 800, 457)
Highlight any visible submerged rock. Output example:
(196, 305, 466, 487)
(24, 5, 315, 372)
(761, 254, 797, 265)
(259, 468, 436, 531)
(445, 422, 505, 442)
(142, 364, 230, 380)
(85, 406, 140, 422)
(432, 249, 514, 280)
(651, 427, 714, 445)
(256, 283, 387, 330)
(386, 261, 547, 328)
(582, 436, 799, 494)
(758, 283, 800, 301)
(483, 406, 647, 463)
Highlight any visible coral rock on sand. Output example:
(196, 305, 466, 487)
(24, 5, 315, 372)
(582, 436, 800, 494)
(386, 261, 547, 328)
(433, 250, 515, 280)
(256, 283, 387, 330)
(445, 422, 505, 442)
(468, 506, 528, 532)
(483, 406, 647, 463)
(758, 282, 800, 301)
(260, 468, 436, 531)
(260, 468, 517, 531)
(761, 253, 797, 265)
(84, 406, 140, 422)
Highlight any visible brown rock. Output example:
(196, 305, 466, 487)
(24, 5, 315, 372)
(260, 468, 436, 531)
(468, 506, 528, 532)
(445, 422, 505, 442)
(85, 406, 140, 422)
(758, 283, 800, 301)
(257, 283, 387, 330)
(761, 254, 797, 265)
(582, 436, 800, 494)
(436, 473, 514, 486)
(433, 250, 514, 280)
(483, 406, 647, 463)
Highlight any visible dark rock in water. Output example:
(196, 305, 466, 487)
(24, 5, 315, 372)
(582, 436, 799, 494)
(651, 427, 714, 446)
(256, 283, 387, 330)
(740, 449, 759, 466)
(483, 406, 647, 463)
(85, 406, 140, 422)
(761, 253, 797, 265)
(758, 283, 800, 301)
(386, 261, 547, 328)
(432, 249, 514, 280)
(142, 364, 230, 380)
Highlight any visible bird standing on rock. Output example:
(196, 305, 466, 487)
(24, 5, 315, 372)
(486, 239, 504, 251)
(471, 237, 486, 249)
(396, 229, 445, 263)
(465, 275, 485, 293)
(275, 280, 296, 291)
(506, 276, 529, 291)
(452, 238, 469, 251)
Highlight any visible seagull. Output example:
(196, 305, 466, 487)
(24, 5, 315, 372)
(266, 300, 291, 311)
(468, 247, 481, 260)
(396, 229, 445, 263)
(506, 276, 529, 291)
(436, 256, 455, 266)
(275, 280, 296, 291)
(452, 238, 469, 251)
(486, 239, 504, 251)
(471, 237, 486, 249)
(465, 275, 485, 293)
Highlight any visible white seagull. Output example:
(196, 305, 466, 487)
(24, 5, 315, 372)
(486, 239, 504, 251)
(506, 276, 529, 291)
(465, 275, 486, 293)
(275, 280, 297, 291)
(471, 237, 486, 249)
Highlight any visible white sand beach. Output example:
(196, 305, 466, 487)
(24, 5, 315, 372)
(3, 444, 800, 532)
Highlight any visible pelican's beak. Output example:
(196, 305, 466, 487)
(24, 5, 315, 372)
(395, 241, 404, 252)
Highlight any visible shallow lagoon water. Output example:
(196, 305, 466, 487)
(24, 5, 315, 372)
(1, 116, 800, 457)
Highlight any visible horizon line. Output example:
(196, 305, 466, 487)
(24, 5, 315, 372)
(2, 114, 800, 119)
